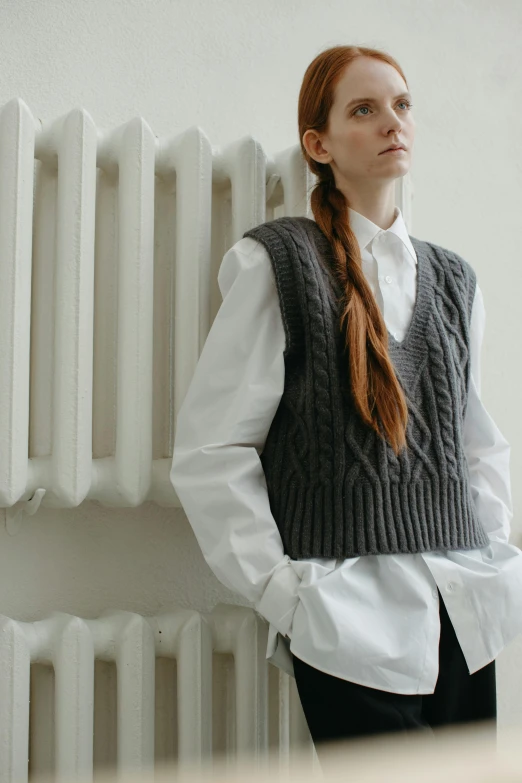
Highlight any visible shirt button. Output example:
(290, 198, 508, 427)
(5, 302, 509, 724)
(446, 582, 455, 592)
(432, 588, 438, 599)
(385, 275, 393, 284)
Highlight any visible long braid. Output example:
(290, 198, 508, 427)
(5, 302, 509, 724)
(310, 168, 409, 455)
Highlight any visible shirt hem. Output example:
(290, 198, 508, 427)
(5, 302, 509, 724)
(288, 644, 435, 696)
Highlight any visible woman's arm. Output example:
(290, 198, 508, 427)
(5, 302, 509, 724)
(170, 236, 301, 637)
(463, 282, 513, 546)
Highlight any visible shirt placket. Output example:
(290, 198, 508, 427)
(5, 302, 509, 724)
(372, 233, 401, 341)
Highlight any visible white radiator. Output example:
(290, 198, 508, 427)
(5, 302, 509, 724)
(0, 96, 324, 523)
(0, 604, 315, 781)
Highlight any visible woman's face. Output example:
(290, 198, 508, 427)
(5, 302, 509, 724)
(304, 57, 415, 192)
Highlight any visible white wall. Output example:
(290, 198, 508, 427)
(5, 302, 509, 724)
(1, 0, 521, 727)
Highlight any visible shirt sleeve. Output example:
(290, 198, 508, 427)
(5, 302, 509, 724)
(170, 236, 301, 637)
(463, 282, 513, 545)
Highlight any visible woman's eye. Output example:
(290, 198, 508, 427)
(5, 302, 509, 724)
(353, 100, 412, 116)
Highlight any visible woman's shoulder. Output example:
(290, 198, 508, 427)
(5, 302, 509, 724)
(217, 235, 275, 298)
(410, 234, 477, 279)
(243, 215, 319, 240)
(227, 234, 267, 258)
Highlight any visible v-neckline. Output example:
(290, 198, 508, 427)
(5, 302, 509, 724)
(300, 219, 432, 354)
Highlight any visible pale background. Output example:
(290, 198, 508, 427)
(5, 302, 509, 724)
(1, 0, 521, 727)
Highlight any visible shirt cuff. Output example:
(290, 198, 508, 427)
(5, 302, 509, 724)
(255, 556, 301, 637)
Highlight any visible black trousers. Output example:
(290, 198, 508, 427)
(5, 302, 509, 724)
(292, 589, 496, 747)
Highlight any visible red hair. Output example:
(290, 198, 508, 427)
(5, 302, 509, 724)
(298, 45, 410, 456)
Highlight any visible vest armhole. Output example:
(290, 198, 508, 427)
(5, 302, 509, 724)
(243, 221, 306, 359)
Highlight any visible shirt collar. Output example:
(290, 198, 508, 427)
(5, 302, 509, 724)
(348, 205, 417, 267)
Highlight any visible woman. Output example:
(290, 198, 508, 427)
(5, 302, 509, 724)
(171, 45, 522, 751)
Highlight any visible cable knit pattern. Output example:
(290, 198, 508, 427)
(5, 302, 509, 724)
(243, 217, 490, 558)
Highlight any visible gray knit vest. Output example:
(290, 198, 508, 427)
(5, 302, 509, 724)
(243, 216, 490, 559)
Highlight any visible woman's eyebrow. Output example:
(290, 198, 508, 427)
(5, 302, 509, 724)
(345, 92, 412, 109)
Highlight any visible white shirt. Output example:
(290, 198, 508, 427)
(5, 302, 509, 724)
(170, 206, 522, 694)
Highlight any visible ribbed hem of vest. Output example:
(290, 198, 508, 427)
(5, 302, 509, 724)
(279, 476, 491, 559)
